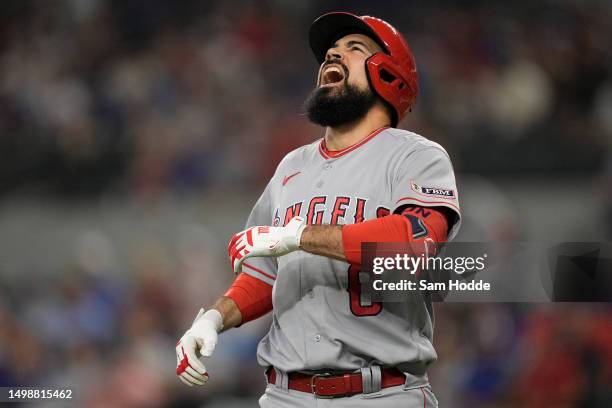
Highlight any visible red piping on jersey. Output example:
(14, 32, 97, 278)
(243, 262, 276, 281)
(318, 126, 389, 159)
(396, 196, 461, 213)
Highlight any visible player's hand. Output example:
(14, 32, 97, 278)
(175, 308, 223, 386)
(228, 216, 307, 274)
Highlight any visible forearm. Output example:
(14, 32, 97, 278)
(299, 225, 346, 260)
(298, 207, 450, 265)
(210, 296, 242, 332)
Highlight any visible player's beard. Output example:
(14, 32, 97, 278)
(304, 80, 377, 128)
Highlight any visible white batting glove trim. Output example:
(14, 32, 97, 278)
(228, 216, 307, 274)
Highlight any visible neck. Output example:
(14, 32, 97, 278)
(324, 104, 391, 151)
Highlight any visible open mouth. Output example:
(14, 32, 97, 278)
(320, 64, 346, 86)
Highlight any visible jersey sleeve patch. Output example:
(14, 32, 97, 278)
(390, 146, 461, 240)
(411, 180, 456, 200)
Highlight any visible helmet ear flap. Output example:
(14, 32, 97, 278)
(366, 53, 410, 126)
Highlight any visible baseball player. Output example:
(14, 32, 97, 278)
(176, 12, 461, 407)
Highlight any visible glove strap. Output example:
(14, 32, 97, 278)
(295, 223, 306, 248)
(287, 216, 307, 249)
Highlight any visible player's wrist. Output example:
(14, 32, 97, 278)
(191, 308, 223, 334)
(296, 225, 309, 249)
(284, 216, 306, 250)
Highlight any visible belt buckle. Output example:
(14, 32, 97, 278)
(310, 372, 338, 399)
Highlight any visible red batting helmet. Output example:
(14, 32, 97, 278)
(309, 12, 418, 126)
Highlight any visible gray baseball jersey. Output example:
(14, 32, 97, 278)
(241, 126, 461, 375)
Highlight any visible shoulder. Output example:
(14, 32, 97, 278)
(379, 128, 451, 162)
(279, 139, 320, 166)
(272, 139, 321, 176)
(382, 128, 449, 155)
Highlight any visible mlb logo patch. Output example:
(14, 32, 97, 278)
(411, 180, 456, 199)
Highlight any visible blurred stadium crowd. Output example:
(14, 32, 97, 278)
(0, 0, 611, 407)
(1, 0, 612, 196)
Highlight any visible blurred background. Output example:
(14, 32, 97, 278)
(0, 0, 611, 406)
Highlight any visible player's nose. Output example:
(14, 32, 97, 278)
(325, 47, 343, 62)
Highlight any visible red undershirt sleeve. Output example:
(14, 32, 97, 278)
(224, 273, 273, 324)
(341, 206, 449, 266)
